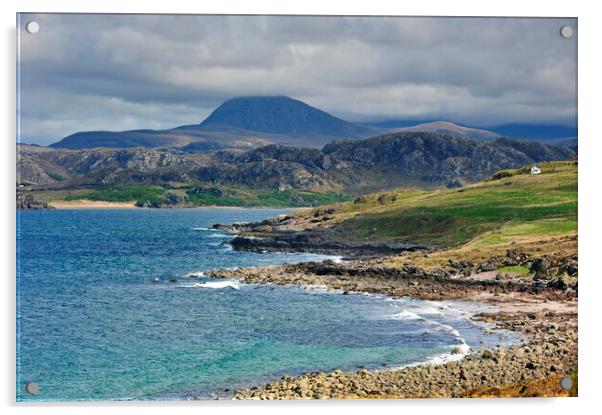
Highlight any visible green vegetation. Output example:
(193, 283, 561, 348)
(65, 186, 166, 206)
(327, 161, 577, 247)
(45, 171, 66, 181)
(63, 185, 351, 208)
(473, 218, 577, 247)
(187, 188, 349, 207)
(497, 265, 532, 275)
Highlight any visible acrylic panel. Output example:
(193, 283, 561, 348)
(16, 14, 578, 401)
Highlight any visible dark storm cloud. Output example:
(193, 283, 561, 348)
(17, 14, 577, 145)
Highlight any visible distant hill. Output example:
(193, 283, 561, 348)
(50, 130, 195, 150)
(364, 120, 577, 144)
(50, 96, 384, 151)
(392, 121, 500, 141)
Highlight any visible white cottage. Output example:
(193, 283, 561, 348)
(530, 165, 541, 175)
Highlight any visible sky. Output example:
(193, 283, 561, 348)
(18, 14, 577, 145)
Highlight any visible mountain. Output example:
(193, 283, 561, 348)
(48, 95, 577, 152)
(50, 96, 384, 151)
(22, 132, 575, 194)
(392, 121, 500, 141)
(198, 96, 381, 140)
(50, 130, 196, 150)
(364, 119, 577, 144)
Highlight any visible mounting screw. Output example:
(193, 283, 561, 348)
(560, 377, 573, 390)
(25, 21, 40, 34)
(25, 382, 39, 394)
(559, 26, 573, 39)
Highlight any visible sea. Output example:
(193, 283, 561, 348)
(16, 208, 518, 401)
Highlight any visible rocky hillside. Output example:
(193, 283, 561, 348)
(19, 132, 575, 194)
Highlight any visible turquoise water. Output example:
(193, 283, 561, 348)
(16, 208, 516, 401)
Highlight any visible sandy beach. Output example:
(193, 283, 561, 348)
(49, 199, 138, 209)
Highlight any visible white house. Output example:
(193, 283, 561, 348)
(530, 165, 541, 175)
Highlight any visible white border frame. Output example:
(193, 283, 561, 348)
(3, 1, 600, 414)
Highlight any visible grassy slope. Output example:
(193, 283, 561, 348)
(54, 185, 351, 208)
(322, 160, 577, 248)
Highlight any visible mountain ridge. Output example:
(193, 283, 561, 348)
(22, 132, 575, 196)
(48, 96, 577, 151)
(50, 96, 384, 151)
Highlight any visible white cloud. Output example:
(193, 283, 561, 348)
(18, 14, 577, 144)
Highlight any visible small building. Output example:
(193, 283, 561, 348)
(530, 165, 541, 175)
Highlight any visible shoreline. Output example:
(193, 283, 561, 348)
(184, 276, 522, 401)
(204, 253, 577, 399)
(46, 199, 308, 211)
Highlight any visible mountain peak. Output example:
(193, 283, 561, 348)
(199, 96, 380, 139)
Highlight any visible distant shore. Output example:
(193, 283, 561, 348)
(47, 199, 306, 210)
(49, 199, 138, 209)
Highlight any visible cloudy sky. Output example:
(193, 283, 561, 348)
(18, 14, 577, 145)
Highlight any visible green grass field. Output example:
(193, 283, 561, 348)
(327, 160, 577, 247)
(62, 185, 350, 208)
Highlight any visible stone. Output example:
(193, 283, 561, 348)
(481, 349, 494, 359)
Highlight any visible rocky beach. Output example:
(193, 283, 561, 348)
(204, 205, 578, 399)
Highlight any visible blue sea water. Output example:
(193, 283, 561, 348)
(16, 208, 517, 401)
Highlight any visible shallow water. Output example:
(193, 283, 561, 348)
(16, 208, 517, 401)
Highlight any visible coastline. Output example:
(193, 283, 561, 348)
(47, 199, 307, 211)
(204, 245, 577, 399)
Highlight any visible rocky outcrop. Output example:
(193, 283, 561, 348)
(229, 234, 427, 257)
(136, 190, 192, 208)
(16, 193, 54, 209)
(207, 257, 576, 301)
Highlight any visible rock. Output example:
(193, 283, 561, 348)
(16, 193, 54, 209)
(139, 190, 192, 208)
(353, 195, 369, 204)
(530, 258, 549, 274)
(189, 186, 223, 197)
(446, 178, 466, 189)
(451, 347, 463, 354)
(290, 194, 305, 204)
(478, 261, 497, 272)
(548, 274, 569, 290)
(163, 190, 190, 207)
(481, 349, 494, 359)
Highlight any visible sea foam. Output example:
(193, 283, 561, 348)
(193, 280, 240, 290)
